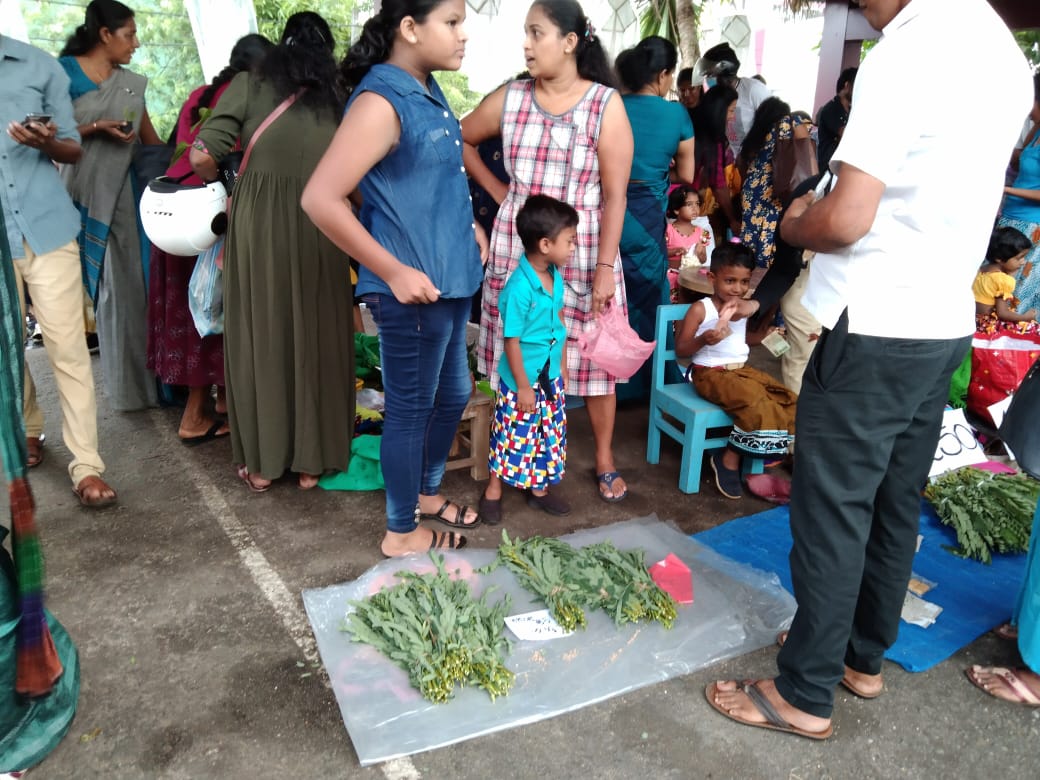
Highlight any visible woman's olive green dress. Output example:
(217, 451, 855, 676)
(197, 73, 354, 480)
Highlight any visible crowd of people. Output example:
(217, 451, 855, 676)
(3, 0, 1040, 770)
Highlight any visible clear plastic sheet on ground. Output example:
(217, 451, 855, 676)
(301, 515, 796, 766)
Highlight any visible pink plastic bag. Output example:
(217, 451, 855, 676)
(576, 303, 655, 381)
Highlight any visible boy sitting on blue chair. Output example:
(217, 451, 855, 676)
(675, 243, 797, 499)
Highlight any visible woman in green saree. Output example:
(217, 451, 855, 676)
(58, 0, 163, 412)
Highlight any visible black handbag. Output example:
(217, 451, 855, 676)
(217, 151, 243, 196)
(999, 355, 1040, 480)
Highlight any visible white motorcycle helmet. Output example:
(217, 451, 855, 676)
(140, 177, 228, 256)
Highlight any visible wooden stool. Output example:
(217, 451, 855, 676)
(445, 390, 492, 481)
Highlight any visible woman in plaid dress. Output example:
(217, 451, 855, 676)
(462, 0, 635, 502)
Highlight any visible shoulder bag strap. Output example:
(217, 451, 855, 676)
(239, 89, 303, 176)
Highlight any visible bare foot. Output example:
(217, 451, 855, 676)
(966, 665, 1040, 706)
(710, 678, 832, 734)
(298, 473, 319, 490)
(380, 526, 466, 557)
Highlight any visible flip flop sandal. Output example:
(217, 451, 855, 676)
(705, 681, 833, 740)
(237, 465, 271, 493)
(180, 420, 229, 446)
(776, 631, 883, 699)
(419, 500, 481, 528)
(965, 665, 1040, 707)
(992, 622, 1018, 641)
(27, 434, 45, 468)
(381, 529, 468, 559)
(596, 471, 628, 503)
(73, 475, 117, 508)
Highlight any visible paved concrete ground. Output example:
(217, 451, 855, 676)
(13, 345, 1039, 779)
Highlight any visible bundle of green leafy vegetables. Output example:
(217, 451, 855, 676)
(344, 553, 514, 703)
(924, 466, 1039, 564)
(480, 531, 679, 630)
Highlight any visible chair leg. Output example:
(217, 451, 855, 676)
(646, 411, 662, 465)
(678, 420, 708, 494)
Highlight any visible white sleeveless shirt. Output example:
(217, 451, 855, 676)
(693, 298, 749, 367)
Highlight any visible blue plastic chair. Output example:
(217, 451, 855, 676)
(646, 303, 764, 493)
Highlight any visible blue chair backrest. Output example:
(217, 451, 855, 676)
(652, 303, 692, 390)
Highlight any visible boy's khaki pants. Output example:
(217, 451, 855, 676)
(15, 240, 105, 486)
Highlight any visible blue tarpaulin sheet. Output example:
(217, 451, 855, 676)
(693, 501, 1027, 672)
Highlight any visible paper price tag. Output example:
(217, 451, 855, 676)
(504, 610, 573, 641)
(928, 408, 987, 478)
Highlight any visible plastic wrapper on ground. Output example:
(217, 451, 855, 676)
(301, 516, 796, 766)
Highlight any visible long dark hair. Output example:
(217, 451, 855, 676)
(614, 36, 677, 94)
(691, 85, 737, 183)
(534, 0, 618, 89)
(257, 12, 343, 117)
(60, 0, 134, 57)
(191, 34, 273, 125)
(740, 97, 792, 165)
(340, 0, 447, 96)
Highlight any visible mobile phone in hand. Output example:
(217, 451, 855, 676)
(23, 114, 52, 127)
(118, 121, 133, 134)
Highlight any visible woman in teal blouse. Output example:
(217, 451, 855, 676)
(614, 36, 694, 401)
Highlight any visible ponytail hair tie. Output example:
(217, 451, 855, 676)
(584, 19, 596, 42)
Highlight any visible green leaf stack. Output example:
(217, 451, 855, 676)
(924, 466, 1039, 564)
(481, 531, 679, 630)
(344, 553, 514, 704)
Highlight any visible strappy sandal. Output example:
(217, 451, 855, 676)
(419, 499, 481, 528)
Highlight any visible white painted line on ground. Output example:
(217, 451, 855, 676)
(150, 410, 320, 665)
(151, 410, 421, 779)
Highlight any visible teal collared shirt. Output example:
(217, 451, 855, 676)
(499, 254, 566, 392)
(0, 36, 81, 260)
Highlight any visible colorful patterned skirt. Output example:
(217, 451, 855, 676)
(688, 365, 797, 457)
(489, 377, 566, 490)
(975, 310, 1040, 337)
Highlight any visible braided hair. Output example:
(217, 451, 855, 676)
(191, 34, 274, 125)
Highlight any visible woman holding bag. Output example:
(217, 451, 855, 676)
(462, 0, 635, 503)
(190, 13, 354, 492)
(147, 33, 272, 444)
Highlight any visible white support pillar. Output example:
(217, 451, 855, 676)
(0, 0, 29, 43)
(183, 0, 259, 82)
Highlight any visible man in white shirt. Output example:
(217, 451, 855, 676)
(706, 0, 1033, 739)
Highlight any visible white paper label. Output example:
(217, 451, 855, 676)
(504, 609, 573, 641)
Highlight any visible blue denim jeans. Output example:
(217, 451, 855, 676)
(364, 294, 472, 532)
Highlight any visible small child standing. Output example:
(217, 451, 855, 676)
(666, 186, 714, 269)
(973, 226, 1038, 335)
(675, 243, 797, 499)
(479, 195, 576, 524)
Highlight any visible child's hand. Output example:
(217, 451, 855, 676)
(702, 324, 731, 345)
(1024, 308, 1037, 321)
(388, 265, 440, 304)
(516, 386, 536, 413)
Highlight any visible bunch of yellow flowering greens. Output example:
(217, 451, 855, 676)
(480, 531, 678, 631)
(345, 554, 514, 704)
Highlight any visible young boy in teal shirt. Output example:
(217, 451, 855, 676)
(479, 195, 577, 524)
